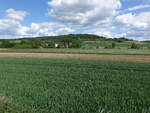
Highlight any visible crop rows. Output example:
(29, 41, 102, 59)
(0, 58, 149, 113)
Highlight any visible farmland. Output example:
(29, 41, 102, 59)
(0, 53, 150, 63)
(1, 0, 150, 113)
(0, 58, 150, 113)
(0, 48, 150, 55)
(0, 34, 150, 50)
(0, 34, 150, 113)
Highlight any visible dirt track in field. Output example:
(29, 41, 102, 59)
(0, 53, 150, 63)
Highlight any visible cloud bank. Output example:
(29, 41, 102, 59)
(47, 0, 121, 26)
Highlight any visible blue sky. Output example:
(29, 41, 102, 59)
(0, 0, 51, 24)
(0, 0, 150, 40)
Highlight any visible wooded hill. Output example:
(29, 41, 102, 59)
(0, 34, 149, 49)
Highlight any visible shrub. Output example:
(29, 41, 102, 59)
(58, 38, 82, 48)
(30, 39, 41, 48)
(13, 39, 41, 49)
(131, 43, 140, 49)
(104, 43, 116, 49)
(147, 45, 150, 49)
(47, 41, 55, 48)
(70, 40, 82, 48)
(14, 44, 33, 49)
(111, 42, 116, 48)
(0, 40, 15, 48)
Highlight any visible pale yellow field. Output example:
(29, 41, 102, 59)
(0, 53, 150, 63)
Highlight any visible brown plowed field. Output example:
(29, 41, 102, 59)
(0, 53, 150, 63)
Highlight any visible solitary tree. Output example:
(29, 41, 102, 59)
(111, 42, 116, 48)
(131, 43, 140, 49)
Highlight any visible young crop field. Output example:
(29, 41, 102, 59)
(83, 41, 150, 49)
(0, 58, 149, 113)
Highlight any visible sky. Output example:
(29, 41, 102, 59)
(0, 0, 150, 40)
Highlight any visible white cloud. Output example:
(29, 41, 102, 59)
(127, 4, 150, 11)
(0, 20, 74, 38)
(0, 19, 22, 36)
(118, 4, 150, 14)
(115, 12, 150, 40)
(116, 12, 150, 29)
(47, 0, 121, 26)
(0, 9, 74, 39)
(21, 22, 75, 37)
(125, 29, 150, 41)
(83, 28, 125, 38)
(6, 9, 28, 21)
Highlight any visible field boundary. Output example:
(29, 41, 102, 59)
(0, 49, 150, 56)
(0, 53, 150, 63)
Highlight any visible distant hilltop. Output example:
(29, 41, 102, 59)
(0, 34, 149, 49)
(0, 34, 133, 42)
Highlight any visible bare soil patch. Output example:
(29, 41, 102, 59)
(0, 96, 9, 103)
(0, 53, 150, 63)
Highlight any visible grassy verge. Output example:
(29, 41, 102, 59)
(0, 48, 150, 55)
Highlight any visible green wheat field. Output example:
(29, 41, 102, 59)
(0, 58, 149, 113)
